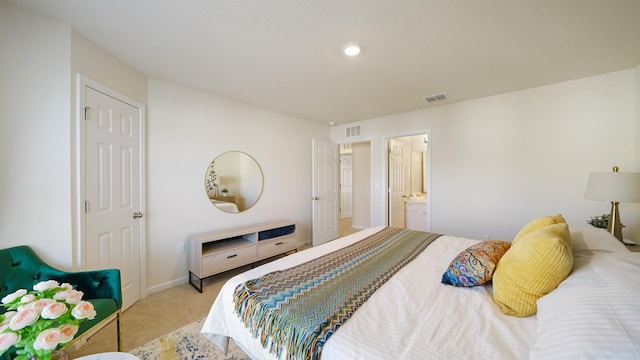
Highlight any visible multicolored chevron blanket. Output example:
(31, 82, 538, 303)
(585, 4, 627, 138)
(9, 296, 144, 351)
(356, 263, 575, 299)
(233, 227, 441, 360)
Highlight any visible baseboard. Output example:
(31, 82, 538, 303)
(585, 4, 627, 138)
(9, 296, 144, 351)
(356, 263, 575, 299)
(145, 276, 189, 296)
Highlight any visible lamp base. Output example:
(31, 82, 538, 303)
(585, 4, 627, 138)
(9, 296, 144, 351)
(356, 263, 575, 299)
(607, 201, 623, 242)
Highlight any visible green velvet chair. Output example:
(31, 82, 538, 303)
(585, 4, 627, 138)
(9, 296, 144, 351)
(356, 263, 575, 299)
(0, 245, 122, 359)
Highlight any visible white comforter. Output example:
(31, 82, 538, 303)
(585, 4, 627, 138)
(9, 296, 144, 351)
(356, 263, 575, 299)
(201, 227, 537, 359)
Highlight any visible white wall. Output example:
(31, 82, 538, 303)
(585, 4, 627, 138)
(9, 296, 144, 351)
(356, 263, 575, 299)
(332, 69, 640, 242)
(0, 3, 72, 267)
(146, 79, 328, 291)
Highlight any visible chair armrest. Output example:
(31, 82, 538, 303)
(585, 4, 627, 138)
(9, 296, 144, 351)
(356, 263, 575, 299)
(40, 267, 122, 310)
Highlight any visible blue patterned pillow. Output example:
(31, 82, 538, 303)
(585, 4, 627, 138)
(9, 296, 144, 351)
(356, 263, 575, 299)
(441, 240, 511, 287)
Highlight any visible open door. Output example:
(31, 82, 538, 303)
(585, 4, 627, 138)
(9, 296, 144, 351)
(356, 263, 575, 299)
(312, 139, 339, 246)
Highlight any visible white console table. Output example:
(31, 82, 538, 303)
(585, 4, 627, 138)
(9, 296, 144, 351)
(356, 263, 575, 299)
(188, 220, 297, 292)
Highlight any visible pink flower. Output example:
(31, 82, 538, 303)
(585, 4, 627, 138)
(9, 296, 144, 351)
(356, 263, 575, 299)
(0, 311, 16, 325)
(66, 292, 83, 304)
(0, 332, 20, 352)
(33, 280, 60, 292)
(19, 294, 36, 304)
(60, 283, 73, 290)
(54, 289, 84, 304)
(33, 328, 62, 350)
(26, 298, 55, 313)
(9, 308, 39, 331)
(71, 301, 96, 320)
(58, 324, 79, 343)
(1, 289, 26, 304)
(41, 302, 68, 320)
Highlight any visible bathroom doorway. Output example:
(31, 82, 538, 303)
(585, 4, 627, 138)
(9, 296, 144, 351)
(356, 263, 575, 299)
(386, 133, 430, 231)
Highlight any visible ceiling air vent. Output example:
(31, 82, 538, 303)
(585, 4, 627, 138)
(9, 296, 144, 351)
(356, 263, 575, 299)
(423, 93, 448, 103)
(345, 124, 362, 138)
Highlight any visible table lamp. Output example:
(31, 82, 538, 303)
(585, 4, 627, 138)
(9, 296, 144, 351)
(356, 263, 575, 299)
(584, 166, 640, 242)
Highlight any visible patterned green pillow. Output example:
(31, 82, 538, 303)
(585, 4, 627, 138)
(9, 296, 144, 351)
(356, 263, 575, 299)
(441, 240, 511, 287)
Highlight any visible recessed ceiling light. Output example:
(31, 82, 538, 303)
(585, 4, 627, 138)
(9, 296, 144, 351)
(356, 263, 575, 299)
(342, 43, 362, 57)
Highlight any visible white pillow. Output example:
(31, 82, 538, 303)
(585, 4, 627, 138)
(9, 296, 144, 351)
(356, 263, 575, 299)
(530, 236, 640, 359)
(569, 225, 628, 254)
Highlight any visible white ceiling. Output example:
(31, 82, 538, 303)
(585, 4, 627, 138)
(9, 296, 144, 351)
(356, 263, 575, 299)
(5, 0, 640, 125)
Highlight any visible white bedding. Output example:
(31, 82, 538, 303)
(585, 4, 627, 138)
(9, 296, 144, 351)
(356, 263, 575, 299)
(531, 227, 640, 359)
(211, 200, 239, 213)
(201, 227, 537, 359)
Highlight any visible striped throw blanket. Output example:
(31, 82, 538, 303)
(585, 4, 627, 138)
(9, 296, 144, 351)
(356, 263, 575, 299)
(233, 227, 441, 360)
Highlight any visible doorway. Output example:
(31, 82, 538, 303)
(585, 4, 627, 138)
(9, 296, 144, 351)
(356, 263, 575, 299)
(311, 139, 371, 242)
(339, 141, 371, 237)
(386, 133, 430, 231)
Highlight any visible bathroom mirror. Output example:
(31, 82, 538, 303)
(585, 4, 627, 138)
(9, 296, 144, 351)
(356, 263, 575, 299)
(204, 151, 263, 213)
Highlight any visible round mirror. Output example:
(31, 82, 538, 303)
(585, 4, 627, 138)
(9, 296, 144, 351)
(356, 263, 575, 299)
(204, 151, 264, 213)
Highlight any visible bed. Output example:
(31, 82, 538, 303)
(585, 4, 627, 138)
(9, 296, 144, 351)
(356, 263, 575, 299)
(201, 218, 640, 359)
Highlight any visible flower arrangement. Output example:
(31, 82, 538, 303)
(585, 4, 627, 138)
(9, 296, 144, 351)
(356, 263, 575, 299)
(0, 280, 97, 360)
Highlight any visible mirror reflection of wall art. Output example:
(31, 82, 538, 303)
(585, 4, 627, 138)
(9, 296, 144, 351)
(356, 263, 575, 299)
(204, 151, 264, 213)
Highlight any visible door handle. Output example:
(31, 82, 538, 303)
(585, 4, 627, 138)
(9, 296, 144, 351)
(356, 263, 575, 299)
(133, 211, 143, 219)
(312, 197, 320, 200)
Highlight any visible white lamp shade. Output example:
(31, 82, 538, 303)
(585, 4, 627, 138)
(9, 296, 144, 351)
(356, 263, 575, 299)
(584, 171, 640, 202)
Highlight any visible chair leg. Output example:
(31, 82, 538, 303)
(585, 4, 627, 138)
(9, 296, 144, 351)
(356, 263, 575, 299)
(116, 311, 122, 352)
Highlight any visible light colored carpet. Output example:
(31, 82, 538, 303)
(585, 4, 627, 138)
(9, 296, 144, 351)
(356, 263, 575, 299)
(129, 318, 249, 360)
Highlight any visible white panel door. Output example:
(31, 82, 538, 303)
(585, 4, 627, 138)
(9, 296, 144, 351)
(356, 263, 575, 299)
(340, 154, 353, 219)
(388, 139, 405, 228)
(84, 86, 143, 310)
(312, 139, 339, 246)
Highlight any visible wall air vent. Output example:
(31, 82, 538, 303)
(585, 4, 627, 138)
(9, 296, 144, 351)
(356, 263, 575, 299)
(345, 124, 362, 138)
(423, 93, 448, 103)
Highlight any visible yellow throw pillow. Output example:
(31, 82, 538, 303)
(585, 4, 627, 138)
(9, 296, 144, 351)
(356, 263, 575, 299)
(512, 214, 566, 246)
(493, 223, 573, 317)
